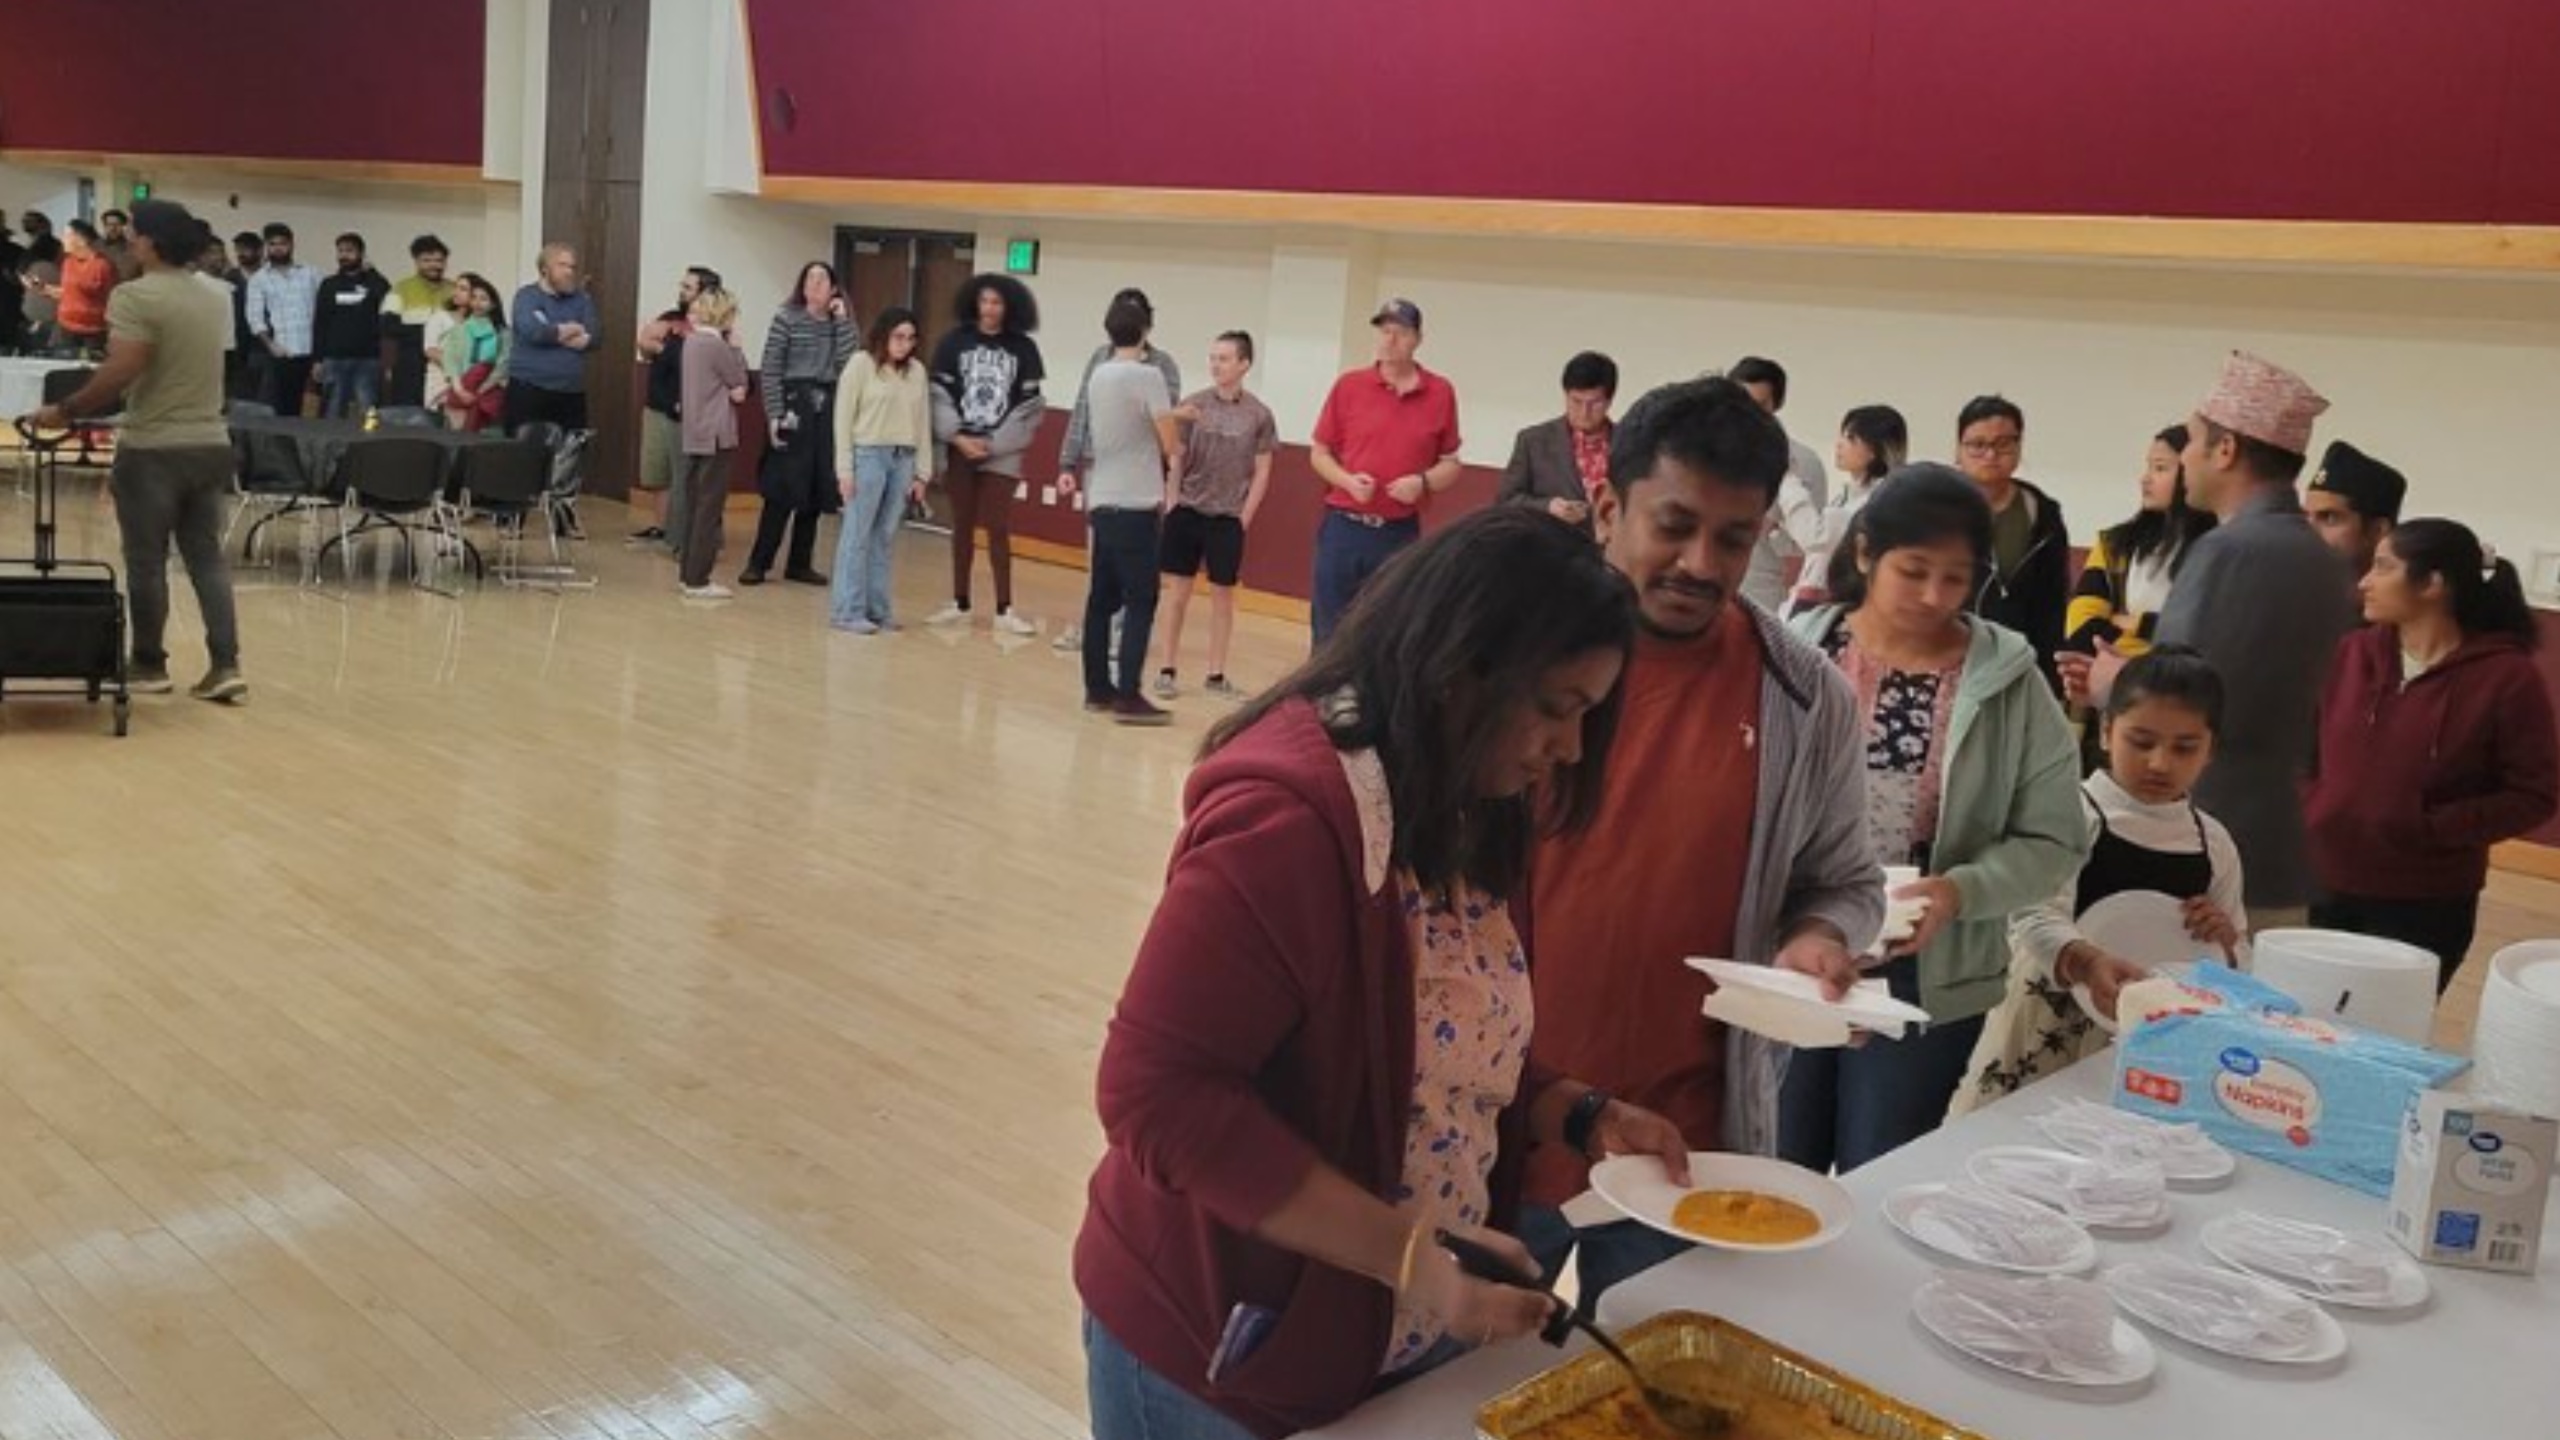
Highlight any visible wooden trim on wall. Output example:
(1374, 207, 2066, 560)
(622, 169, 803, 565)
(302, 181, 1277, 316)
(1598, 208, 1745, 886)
(758, 175, 2560, 273)
(0, 148, 493, 189)
(2493, 841, 2560, 884)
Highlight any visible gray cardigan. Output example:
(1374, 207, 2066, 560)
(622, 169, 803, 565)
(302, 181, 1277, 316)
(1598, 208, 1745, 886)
(1720, 599, 1890, 1156)
(2153, 485, 2358, 908)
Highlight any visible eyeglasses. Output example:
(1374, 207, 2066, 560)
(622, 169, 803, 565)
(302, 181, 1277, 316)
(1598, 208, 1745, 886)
(1960, 438, 2022, 459)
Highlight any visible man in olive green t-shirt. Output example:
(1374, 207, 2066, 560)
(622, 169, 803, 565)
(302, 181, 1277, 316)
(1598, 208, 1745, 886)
(32, 200, 244, 703)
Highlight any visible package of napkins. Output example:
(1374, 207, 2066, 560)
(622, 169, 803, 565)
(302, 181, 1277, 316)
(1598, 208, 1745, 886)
(2112, 965, 2469, 1196)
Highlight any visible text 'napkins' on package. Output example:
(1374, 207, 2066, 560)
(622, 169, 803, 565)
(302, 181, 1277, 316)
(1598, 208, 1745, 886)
(2111, 966, 2470, 1197)
(2388, 1091, 2554, 1276)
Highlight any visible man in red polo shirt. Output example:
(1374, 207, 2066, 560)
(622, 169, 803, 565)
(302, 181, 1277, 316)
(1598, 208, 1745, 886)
(1306, 298, 1462, 643)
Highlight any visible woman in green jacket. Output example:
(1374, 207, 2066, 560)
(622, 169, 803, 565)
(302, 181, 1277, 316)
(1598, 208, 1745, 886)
(1783, 465, 2087, 1172)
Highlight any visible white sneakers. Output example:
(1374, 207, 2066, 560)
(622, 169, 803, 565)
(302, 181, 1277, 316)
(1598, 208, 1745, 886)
(993, 610, 1037, 637)
(925, 603, 970, 626)
(681, 583, 734, 600)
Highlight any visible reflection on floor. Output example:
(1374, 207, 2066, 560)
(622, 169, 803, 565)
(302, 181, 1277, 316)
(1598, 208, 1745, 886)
(0, 475, 2547, 1438)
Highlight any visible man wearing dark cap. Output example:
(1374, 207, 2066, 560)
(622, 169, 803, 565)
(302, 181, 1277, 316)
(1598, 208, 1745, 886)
(2302, 439, 2406, 576)
(1306, 297, 1462, 643)
(28, 200, 245, 703)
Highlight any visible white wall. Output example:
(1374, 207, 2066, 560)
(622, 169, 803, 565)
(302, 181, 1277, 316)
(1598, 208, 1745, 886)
(1368, 235, 2560, 554)
(830, 216, 2560, 564)
(637, 0, 834, 356)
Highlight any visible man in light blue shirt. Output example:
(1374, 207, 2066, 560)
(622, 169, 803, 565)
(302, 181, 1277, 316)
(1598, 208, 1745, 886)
(243, 222, 319, 414)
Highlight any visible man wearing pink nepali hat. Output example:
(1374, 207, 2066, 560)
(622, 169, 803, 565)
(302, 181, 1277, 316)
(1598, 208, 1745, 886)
(2071, 351, 2356, 933)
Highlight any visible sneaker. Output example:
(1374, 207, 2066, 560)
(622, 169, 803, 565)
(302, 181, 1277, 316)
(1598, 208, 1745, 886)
(1153, 669, 1180, 700)
(682, 583, 735, 600)
(190, 668, 249, 704)
(832, 618, 880, 635)
(783, 568, 829, 586)
(128, 666, 174, 695)
(737, 569, 768, 587)
(625, 526, 666, 545)
(1110, 693, 1174, 727)
(993, 610, 1037, 637)
(1204, 674, 1244, 701)
(925, 602, 970, 626)
(1051, 625, 1084, 652)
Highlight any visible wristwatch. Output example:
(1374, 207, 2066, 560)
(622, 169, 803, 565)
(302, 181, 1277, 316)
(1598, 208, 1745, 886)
(1563, 1087, 1613, 1158)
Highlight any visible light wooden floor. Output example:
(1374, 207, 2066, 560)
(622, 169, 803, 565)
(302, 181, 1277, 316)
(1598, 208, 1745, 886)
(0, 477, 2550, 1439)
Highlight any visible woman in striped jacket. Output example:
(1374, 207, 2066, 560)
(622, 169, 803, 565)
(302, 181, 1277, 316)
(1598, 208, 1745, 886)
(741, 261, 858, 586)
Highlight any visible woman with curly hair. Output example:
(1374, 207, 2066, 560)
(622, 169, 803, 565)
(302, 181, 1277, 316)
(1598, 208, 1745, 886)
(926, 273, 1046, 632)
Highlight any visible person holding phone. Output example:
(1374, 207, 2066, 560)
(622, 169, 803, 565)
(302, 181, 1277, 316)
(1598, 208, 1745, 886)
(1497, 351, 1616, 536)
(1077, 509, 1692, 1440)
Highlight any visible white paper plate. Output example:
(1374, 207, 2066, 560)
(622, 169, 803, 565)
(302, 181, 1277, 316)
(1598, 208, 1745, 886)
(1687, 958, 1933, 1050)
(2072, 890, 2243, 1032)
(1588, 1151, 1854, 1254)
(1883, 1183, 2097, 1275)
(2030, 1106, 2237, 1186)
(2105, 1259, 2348, 1365)
(1966, 1145, 2171, 1232)
(1913, 1273, 2157, 1388)
(2199, 1212, 2431, 1312)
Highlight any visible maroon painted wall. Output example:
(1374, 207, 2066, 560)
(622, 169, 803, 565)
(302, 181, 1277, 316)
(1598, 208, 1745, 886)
(747, 0, 2560, 226)
(0, 2, 485, 167)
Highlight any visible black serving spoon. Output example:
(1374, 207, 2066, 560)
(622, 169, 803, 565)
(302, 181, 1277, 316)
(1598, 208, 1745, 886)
(1436, 1229, 1736, 1437)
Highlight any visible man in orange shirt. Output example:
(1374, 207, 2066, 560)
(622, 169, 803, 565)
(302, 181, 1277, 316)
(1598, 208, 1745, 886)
(1523, 377, 1882, 1304)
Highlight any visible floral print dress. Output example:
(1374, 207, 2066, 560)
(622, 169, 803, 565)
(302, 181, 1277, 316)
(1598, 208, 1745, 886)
(1823, 625, 1965, 869)
(1336, 746, 1534, 1374)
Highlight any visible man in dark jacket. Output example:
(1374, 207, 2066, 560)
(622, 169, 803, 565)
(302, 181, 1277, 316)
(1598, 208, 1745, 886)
(1497, 350, 1616, 534)
(312, 232, 390, 418)
(1956, 395, 2069, 686)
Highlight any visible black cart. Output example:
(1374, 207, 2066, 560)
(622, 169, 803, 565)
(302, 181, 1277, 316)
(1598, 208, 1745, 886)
(0, 418, 129, 735)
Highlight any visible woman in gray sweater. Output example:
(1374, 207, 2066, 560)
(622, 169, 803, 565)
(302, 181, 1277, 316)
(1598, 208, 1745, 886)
(742, 262, 857, 586)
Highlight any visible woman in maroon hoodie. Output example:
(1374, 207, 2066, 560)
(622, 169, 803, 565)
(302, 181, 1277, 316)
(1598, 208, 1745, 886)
(1076, 507, 1692, 1439)
(2307, 518, 2559, 990)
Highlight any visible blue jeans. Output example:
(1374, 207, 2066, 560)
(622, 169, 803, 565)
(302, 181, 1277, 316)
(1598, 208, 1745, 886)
(1777, 959, 1988, 1173)
(319, 357, 379, 419)
(1085, 1313, 1256, 1440)
(830, 445, 914, 627)
(1310, 511, 1419, 645)
(1084, 509, 1163, 699)
(1518, 1206, 1693, 1317)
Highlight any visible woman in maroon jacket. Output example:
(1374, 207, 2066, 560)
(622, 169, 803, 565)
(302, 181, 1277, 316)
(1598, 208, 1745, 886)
(1076, 507, 1692, 1439)
(2307, 518, 2559, 990)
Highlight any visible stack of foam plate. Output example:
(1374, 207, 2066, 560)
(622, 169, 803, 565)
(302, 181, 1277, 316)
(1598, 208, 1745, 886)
(2474, 940, 2560, 1119)
(2252, 928, 2439, 1044)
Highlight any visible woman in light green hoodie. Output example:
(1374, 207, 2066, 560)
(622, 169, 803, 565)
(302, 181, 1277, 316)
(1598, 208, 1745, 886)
(1782, 465, 2087, 1172)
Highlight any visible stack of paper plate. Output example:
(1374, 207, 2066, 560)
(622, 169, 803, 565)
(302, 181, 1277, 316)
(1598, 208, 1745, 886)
(2474, 941, 2560, 1118)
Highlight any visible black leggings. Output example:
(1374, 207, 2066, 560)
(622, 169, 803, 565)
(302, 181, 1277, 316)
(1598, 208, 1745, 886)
(2308, 892, 2482, 994)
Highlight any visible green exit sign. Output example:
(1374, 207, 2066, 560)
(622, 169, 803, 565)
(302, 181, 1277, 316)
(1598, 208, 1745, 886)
(131, 180, 152, 202)
(1004, 238, 1040, 275)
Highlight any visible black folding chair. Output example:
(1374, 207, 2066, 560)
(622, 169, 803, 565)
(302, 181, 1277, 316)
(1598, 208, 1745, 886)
(457, 439, 562, 588)
(376, 405, 440, 430)
(316, 436, 457, 591)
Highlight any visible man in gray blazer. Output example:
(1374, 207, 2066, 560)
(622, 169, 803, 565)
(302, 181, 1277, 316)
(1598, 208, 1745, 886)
(1498, 350, 1617, 533)
(2070, 350, 2353, 933)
